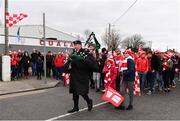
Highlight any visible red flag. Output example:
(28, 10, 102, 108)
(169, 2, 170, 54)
(102, 86, 124, 107)
(6, 12, 28, 27)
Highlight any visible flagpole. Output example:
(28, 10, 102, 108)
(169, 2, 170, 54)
(4, 0, 9, 55)
(43, 13, 47, 82)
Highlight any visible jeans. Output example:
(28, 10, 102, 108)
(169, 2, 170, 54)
(100, 73, 105, 89)
(37, 68, 43, 80)
(56, 67, 63, 80)
(32, 62, 37, 76)
(155, 71, 164, 90)
(93, 72, 101, 90)
(138, 72, 147, 90)
(147, 71, 155, 91)
(11, 65, 17, 79)
(120, 81, 134, 106)
(162, 70, 170, 89)
(46, 66, 52, 77)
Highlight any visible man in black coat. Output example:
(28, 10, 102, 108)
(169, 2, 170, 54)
(151, 52, 163, 91)
(64, 40, 99, 113)
(46, 51, 53, 77)
(31, 49, 38, 76)
(99, 48, 107, 90)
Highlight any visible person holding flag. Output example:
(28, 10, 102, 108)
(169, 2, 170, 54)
(116, 49, 135, 110)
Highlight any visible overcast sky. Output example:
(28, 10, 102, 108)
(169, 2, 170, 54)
(0, 0, 180, 51)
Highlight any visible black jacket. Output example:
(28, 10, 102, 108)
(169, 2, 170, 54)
(36, 58, 43, 71)
(123, 58, 135, 82)
(31, 52, 38, 63)
(46, 54, 53, 67)
(64, 48, 99, 95)
(151, 54, 162, 72)
(21, 55, 31, 68)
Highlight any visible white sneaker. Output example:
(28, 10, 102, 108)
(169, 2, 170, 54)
(146, 90, 152, 95)
(159, 87, 163, 91)
(101, 89, 106, 92)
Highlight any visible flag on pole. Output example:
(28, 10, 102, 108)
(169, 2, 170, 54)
(6, 12, 28, 27)
(17, 27, 20, 42)
(102, 86, 124, 107)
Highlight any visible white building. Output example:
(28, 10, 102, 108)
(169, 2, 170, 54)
(0, 25, 78, 54)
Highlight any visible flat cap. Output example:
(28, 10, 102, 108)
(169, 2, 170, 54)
(73, 40, 82, 45)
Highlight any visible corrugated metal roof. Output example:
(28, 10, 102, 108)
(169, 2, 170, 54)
(0, 25, 77, 41)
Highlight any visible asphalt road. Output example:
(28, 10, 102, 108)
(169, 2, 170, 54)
(0, 82, 180, 120)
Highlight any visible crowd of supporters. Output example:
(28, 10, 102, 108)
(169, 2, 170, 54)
(9, 48, 68, 81)
(9, 48, 180, 95)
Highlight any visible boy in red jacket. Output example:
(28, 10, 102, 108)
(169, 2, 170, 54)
(136, 51, 148, 91)
(54, 52, 65, 80)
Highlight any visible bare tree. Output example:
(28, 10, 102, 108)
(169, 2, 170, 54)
(121, 34, 145, 51)
(102, 28, 121, 51)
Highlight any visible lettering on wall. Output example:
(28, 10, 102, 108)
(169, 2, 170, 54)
(39, 39, 73, 48)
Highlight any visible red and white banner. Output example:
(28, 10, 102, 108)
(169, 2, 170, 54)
(6, 12, 28, 27)
(134, 72, 141, 96)
(102, 86, 124, 107)
(62, 73, 70, 86)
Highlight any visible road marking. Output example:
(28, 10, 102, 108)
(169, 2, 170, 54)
(0, 90, 47, 100)
(46, 101, 108, 121)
